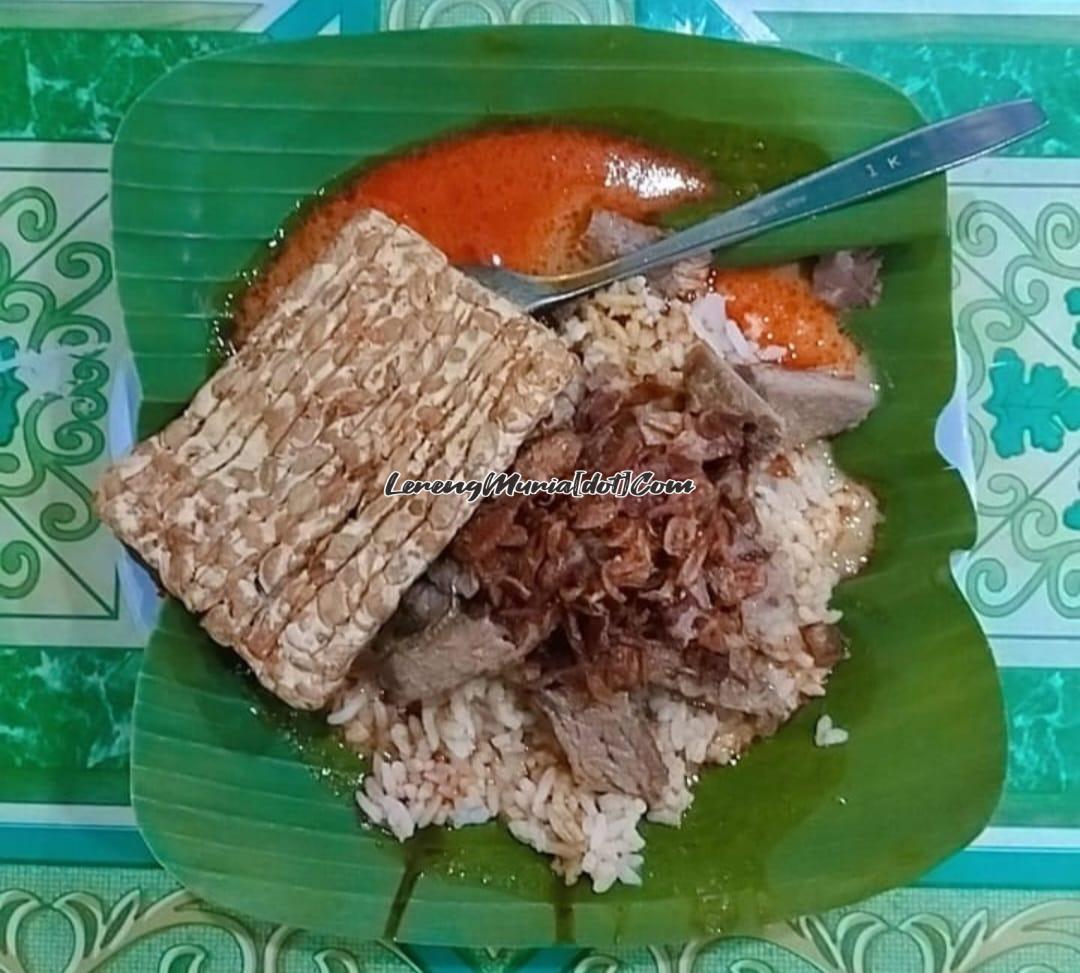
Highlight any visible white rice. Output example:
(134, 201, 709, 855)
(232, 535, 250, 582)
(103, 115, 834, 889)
(751, 442, 878, 627)
(557, 276, 693, 386)
(330, 276, 878, 892)
(814, 714, 850, 748)
(557, 276, 786, 384)
(688, 291, 787, 364)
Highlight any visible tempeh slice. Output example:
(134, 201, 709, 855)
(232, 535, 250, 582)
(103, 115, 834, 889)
(96, 208, 578, 709)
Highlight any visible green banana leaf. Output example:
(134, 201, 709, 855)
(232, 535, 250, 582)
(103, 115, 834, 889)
(116, 26, 1003, 948)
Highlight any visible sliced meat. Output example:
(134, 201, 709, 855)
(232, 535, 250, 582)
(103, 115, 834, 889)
(379, 612, 525, 704)
(582, 208, 665, 255)
(642, 640, 732, 703)
(801, 623, 846, 667)
(643, 636, 805, 721)
(381, 555, 478, 640)
(580, 209, 710, 298)
(397, 579, 453, 633)
(812, 249, 882, 310)
(426, 555, 479, 599)
(684, 346, 784, 458)
(744, 364, 876, 443)
(535, 683, 666, 802)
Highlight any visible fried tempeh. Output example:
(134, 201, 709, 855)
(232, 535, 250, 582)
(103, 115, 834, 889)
(97, 208, 578, 709)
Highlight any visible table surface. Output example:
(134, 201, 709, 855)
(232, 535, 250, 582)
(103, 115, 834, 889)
(0, 2, 1078, 972)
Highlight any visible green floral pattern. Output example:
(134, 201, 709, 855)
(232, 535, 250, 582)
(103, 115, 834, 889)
(0, 335, 26, 447)
(965, 496, 1080, 619)
(0, 184, 114, 606)
(953, 191, 1080, 630)
(984, 349, 1080, 458)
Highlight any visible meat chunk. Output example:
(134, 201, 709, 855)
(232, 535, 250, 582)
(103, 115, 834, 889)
(582, 208, 665, 256)
(426, 556, 479, 599)
(812, 249, 882, 310)
(380, 555, 478, 640)
(396, 579, 453, 632)
(744, 364, 876, 443)
(801, 623, 846, 667)
(535, 683, 667, 802)
(94, 207, 577, 709)
(380, 612, 525, 704)
(640, 640, 731, 703)
(580, 209, 711, 298)
(684, 346, 784, 459)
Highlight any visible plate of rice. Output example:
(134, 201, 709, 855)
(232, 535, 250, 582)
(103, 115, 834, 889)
(111, 27, 1004, 947)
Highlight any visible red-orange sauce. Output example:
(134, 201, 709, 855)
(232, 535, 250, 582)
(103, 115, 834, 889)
(712, 267, 859, 375)
(236, 127, 711, 331)
(355, 128, 711, 275)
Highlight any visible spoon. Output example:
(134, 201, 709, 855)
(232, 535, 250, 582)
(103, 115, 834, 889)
(465, 98, 1046, 312)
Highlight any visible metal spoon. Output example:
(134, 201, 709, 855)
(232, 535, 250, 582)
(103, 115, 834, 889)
(465, 99, 1046, 312)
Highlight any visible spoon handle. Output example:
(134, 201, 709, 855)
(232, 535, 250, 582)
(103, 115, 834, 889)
(553, 99, 1045, 300)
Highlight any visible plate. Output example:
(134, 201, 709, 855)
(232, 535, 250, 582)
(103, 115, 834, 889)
(115, 26, 1003, 947)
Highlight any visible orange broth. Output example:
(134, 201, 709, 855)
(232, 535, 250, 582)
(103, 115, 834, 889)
(354, 127, 711, 275)
(236, 125, 856, 374)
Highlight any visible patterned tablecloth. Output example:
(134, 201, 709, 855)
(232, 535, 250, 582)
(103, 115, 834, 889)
(0, 3, 1078, 971)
